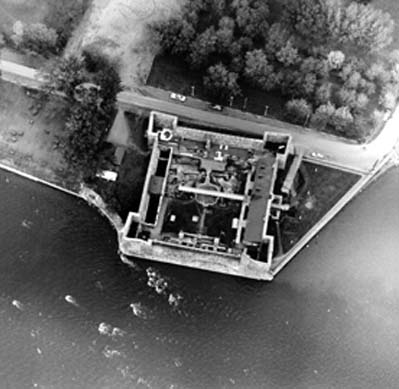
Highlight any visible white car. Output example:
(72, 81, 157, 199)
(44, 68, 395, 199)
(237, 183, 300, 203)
(310, 152, 325, 159)
(170, 92, 186, 102)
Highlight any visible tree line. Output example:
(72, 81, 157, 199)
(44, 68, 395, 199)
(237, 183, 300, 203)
(152, 0, 399, 139)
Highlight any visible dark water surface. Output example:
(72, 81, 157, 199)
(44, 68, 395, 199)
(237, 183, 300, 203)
(0, 168, 399, 389)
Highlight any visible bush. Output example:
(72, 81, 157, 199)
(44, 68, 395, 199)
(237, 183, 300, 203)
(284, 98, 312, 124)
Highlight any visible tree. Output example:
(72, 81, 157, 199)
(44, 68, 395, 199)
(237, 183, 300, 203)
(311, 102, 336, 128)
(315, 82, 333, 105)
(19, 23, 58, 56)
(189, 27, 218, 69)
(232, 0, 270, 39)
(330, 106, 354, 133)
(284, 98, 312, 124)
(44, 0, 90, 49)
(339, 2, 394, 52)
(244, 50, 276, 91)
(41, 56, 88, 100)
(327, 50, 345, 70)
(264, 23, 291, 59)
(215, 16, 235, 51)
(282, 0, 339, 44)
(152, 18, 196, 56)
(276, 40, 299, 67)
(203, 63, 241, 101)
(42, 54, 121, 178)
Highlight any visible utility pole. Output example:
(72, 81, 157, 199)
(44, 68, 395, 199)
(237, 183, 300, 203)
(304, 113, 311, 127)
(243, 97, 248, 110)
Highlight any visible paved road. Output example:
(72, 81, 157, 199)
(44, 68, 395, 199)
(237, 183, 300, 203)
(119, 88, 399, 174)
(1, 59, 398, 174)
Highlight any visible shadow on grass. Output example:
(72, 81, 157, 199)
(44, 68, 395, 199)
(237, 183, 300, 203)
(146, 54, 286, 119)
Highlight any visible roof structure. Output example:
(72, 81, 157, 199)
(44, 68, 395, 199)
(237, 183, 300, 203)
(245, 154, 276, 243)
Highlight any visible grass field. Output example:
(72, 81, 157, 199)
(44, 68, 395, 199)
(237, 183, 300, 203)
(278, 162, 361, 253)
(0, 80, 80, 189)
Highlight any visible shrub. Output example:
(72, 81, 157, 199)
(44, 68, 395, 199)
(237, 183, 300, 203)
(284, 98, 312, 124)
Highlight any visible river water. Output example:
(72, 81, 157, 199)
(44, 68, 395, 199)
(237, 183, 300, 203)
(0, 168, 398, 389)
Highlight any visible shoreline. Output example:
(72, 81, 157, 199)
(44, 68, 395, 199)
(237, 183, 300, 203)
(1, 60, 398, 280)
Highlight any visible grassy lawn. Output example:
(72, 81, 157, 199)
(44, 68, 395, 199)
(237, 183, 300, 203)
(278, 162, 361, 253)
(0, 80, 80, 189)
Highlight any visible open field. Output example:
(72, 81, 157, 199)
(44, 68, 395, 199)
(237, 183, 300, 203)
(278, 162, 361, 253)
(66, 0, 186, 89)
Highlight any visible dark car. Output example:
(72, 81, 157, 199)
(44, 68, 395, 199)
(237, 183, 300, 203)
(209, 104, 223, 111)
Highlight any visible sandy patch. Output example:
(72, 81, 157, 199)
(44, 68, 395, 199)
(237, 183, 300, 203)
(66, 0, 186, 89)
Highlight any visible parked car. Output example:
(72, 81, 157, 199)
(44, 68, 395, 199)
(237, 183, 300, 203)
(170, 92, 186, 102)
(209, 104, 223, 111)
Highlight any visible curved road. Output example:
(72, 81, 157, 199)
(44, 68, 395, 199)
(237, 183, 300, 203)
(1, 59, 398, 174)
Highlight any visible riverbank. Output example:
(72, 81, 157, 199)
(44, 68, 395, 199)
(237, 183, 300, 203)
(0, 59, 398, 280)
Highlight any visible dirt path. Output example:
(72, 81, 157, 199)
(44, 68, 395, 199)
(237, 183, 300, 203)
(66, 0, 186, 90)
